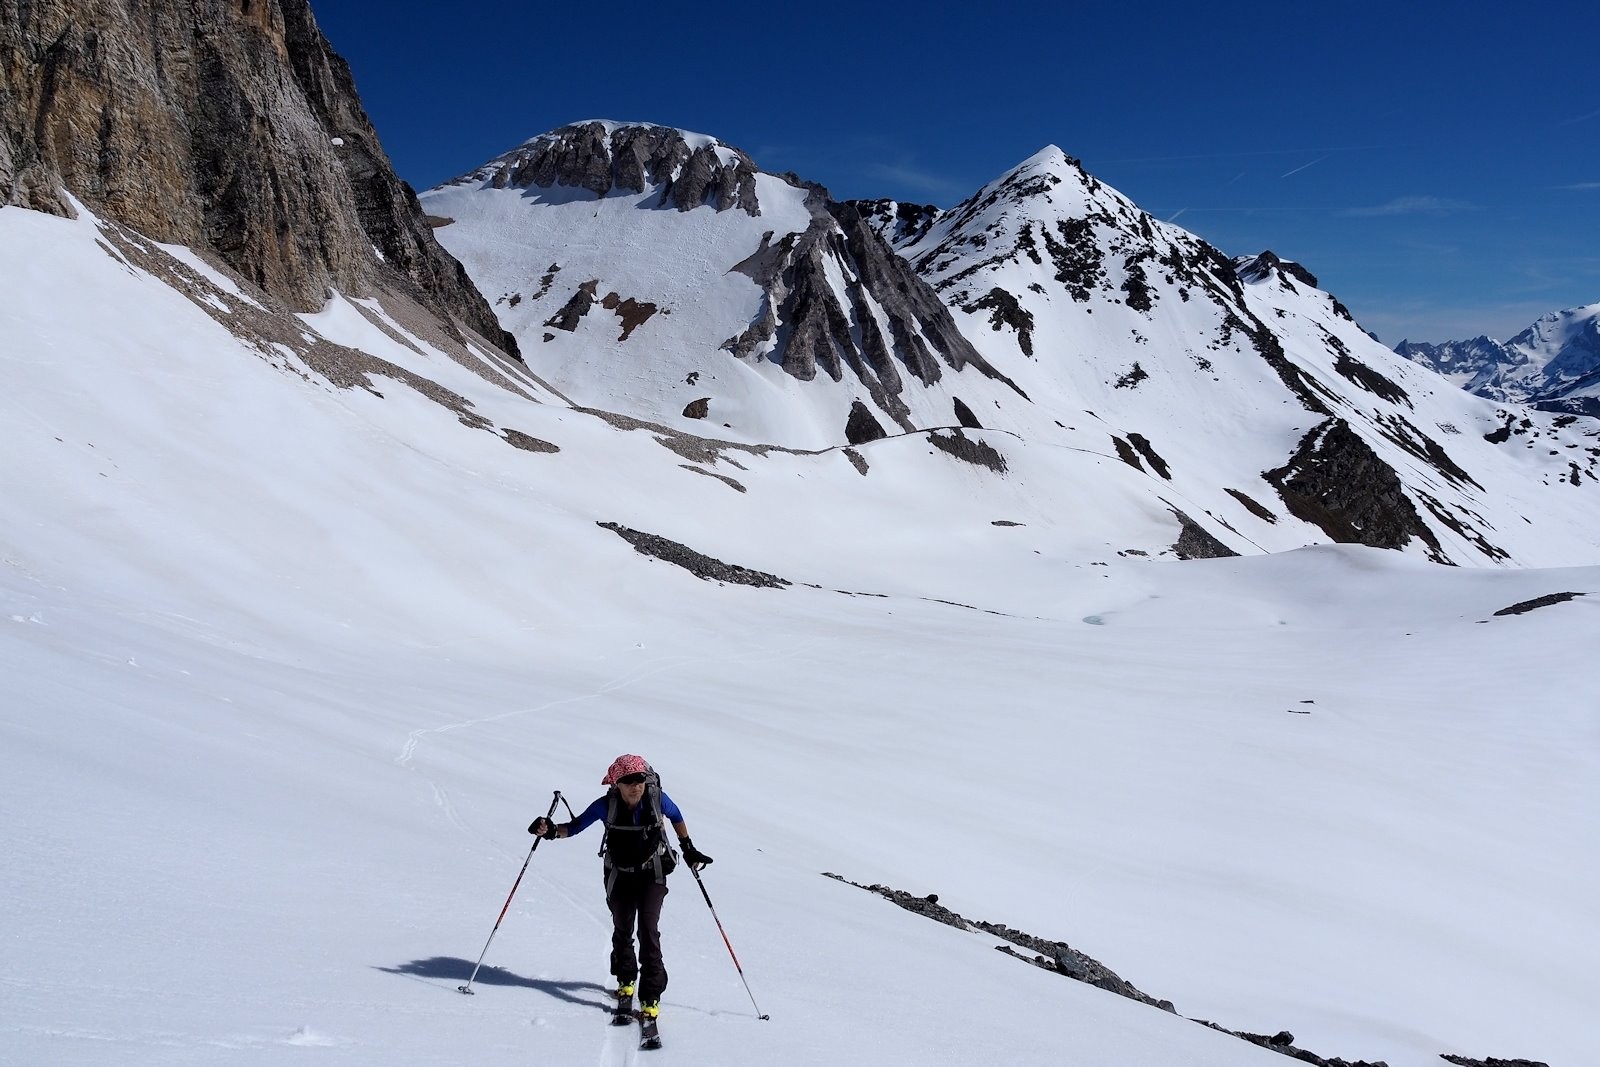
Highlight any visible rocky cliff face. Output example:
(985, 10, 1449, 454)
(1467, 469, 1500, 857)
(722, 185, 1023, 430)
(0, 0, 515, 355)
(461, 121, 762, 216)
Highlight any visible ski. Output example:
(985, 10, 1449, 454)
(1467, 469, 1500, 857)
(638, 1015, 661, 1050)
(610, 995, 634, 1027)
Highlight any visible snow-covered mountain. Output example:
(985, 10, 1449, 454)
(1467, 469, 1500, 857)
(422, 121, 1019, 451)
(425, 124, 1600, 568)
(1396, 302, 1600, 416)
(6, 11, 1600, 1066)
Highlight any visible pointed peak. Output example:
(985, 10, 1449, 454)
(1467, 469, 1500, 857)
(1009, 144, 1083, 178)
(1022, 144, 1075, 168)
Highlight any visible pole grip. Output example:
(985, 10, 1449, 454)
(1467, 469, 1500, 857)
(530, 790, 563, 851)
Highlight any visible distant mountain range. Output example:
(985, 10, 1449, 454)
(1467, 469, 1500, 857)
(1395, 303, 1600, 417)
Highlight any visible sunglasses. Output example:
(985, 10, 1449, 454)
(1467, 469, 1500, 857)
(617, 773, 648, 785)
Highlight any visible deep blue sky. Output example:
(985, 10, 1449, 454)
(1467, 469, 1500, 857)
(311, 0, 1598, 344)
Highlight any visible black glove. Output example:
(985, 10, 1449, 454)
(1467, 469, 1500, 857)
(679, 838, 712, 871)
(529, 817, 558, 839)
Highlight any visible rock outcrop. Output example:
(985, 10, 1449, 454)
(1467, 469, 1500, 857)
(723, 187, 1026, 431)
(0, 0, 516, 355)
(1264, 419, 1446, 561)
(462, 121, 762, 216)
(852, 197, 942, 245)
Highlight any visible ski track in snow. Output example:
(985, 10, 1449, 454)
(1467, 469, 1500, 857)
(396, 636, 824, 871)
(395, 654, 698, 775)
(599, 1018, 638, 1067)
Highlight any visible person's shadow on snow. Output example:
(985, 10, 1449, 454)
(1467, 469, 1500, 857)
(377, 957, 612, 1011)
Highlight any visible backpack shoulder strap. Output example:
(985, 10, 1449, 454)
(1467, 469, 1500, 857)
(598, 786, 620, 859)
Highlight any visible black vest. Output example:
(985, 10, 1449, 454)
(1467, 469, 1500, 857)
(603, 793, 664, 870)
(600, 783, 677, 890)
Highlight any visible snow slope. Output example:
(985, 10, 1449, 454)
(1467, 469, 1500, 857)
(4, 199, 1600, 1067)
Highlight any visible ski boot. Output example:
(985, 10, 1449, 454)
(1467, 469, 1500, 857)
(611, 981, 636, 1026)
(639, 999, 662, 1050)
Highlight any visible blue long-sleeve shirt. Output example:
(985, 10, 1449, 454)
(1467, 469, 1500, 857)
(565, 791, 683, 836)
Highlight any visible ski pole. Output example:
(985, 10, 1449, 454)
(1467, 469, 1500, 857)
(459, 790, 563, 995)
(687, 862, 769, 1019)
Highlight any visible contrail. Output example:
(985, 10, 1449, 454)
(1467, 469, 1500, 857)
(1094, 144, 1376, 165)
(1165, 208, 1188, 222)
(1281, 156, 1327, 178)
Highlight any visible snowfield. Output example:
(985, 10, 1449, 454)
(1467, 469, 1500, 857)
(4, 198, 1599, 1067)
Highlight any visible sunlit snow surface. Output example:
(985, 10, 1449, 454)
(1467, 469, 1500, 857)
(4, 204, 1599, 1066)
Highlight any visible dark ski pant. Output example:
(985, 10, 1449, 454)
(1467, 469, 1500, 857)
(607, 871, 668, 1003)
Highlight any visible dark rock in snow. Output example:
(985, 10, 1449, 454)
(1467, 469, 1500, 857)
(1195, 1019, 1390, 1067)
(500, 429, 559, 453)
(845, 400, 889, 444)
(597, 522, 789, 588)
(963, 286, 1036, 356)
(1334, 353, 1411, 407)
(821, 873, 1173, 1011)
(1264, 419, 1445, 561)
(1127, 433, 1170, 479)
(1225, 488, 1279, 523)
(1492, 592, 1586, 617)
(544, 280, 599, 332)
(1170, 508, 1238, 559)
(1113, 435, 1144, 472)
(927, 429, 1006, 473)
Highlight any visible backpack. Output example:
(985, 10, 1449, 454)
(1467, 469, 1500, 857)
(597, 767, 678, 893)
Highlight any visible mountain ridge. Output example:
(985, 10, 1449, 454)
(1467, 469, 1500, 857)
(421, 119, 1600, 567)
(1396, 301, 1600, 416)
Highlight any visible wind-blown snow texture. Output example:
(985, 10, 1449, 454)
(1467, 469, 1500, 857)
(5, 148, 1600, 1066)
